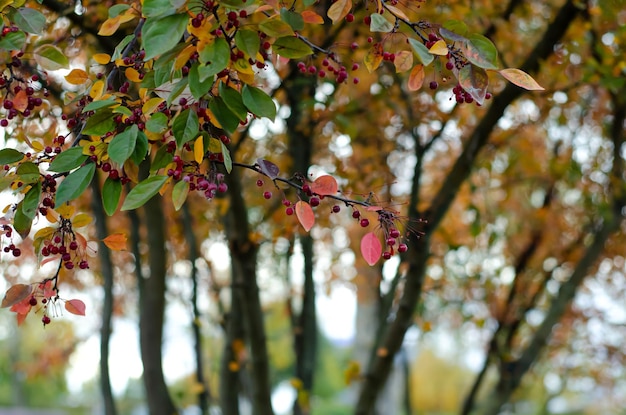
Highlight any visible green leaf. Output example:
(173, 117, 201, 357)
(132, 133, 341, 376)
(272, 37, 313, 59)
(235, 29, 261, 58)
(173, 108, 199, 147)
(131, 131, 149, 165)
(102, 177, 122, 216)
(34, 44, 69, 70)
(198, 37, 230, 77)
(165, 77, 189, 105)
(219, 83, 248, 121)
(22, 182, 41, 219)
(408, 38, 434, 66)
(221, 142, 232, 173)
(0, 31, 26, 50)
(83, 99, 118, 112)
(146, 112, 168, 133)
(189, 62, 213, 101)
(369, 13, 393, 33)
(121, 176, 168, 210)
(16, 162, 40, 184)
(108, 125, 139, 166)
(280, 7, 304, 31)
(150, 145, 173, 172)
(441, 20, 468, 39)
(458, 64, 489, 104)
(141, 0, 174, 17)
(49, 147, 88, 172)
(113, 106, 133, 116)
(171, 180, 189, 211)
(0, 148, 24, 164)
(461, 34, 498, 70)
(112, 34, 134, 61)
(109, 4, 130, 17)
(83, 109, 116, 136)
(55, 163, 96, 206)
(209, 97, 240, 134)
(13, 202, 33, 239)
(142, 13, 188, 60)
(242, 85, 276, 120)
(11, 7, 46, 34)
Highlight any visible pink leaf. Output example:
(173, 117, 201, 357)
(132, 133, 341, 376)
(310, 175, 338, 196)
(295, 201, 315, 232)
(65, 299, 86, 316)
(360, 232, 382, 266)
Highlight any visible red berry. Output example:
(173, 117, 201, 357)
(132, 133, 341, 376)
(42, 315, 51, 325)
(389, 229, 401, 238)
(398, 243, 408, 253)
(256, 179, 264, 187)
(29, 297, 37, 306)
(309, 197, 320, 207)
(352, 210, 361, 219)
(332, 205, 340, 213)
(285, 207, 294, 216)
(263, 191, 272, 199)
(360, 218, 369, 227)
(382, 251, 392, 260)
(345, 13, 354, 22)
(429, 81, 438, 90)
(386, 237, 396, 246)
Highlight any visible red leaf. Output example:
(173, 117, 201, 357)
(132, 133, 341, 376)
(1, 284, 33, 308)
(360, 232, 382, 266)
(65, 299, 86, 316)
(310, 175, 338, 196)
(295, 201, 315, 231)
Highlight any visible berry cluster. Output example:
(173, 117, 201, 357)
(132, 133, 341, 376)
(1, 70, 48, 127)
(1, 225, 21, 257)
(39, 218, 89, 270)
(166, 155, 229, 199)
(27, 280, 58, 326)
(296, 58, 360, 84)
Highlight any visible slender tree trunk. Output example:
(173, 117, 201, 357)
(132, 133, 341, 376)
(90, 177, 118, 415)
(182, 204, 210, 414)
(220, 285, 245, 415)
(224, 164, 274, 415)
(355, 1, 582, 413)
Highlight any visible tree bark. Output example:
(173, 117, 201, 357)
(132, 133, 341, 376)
(182, 204, 211, 414)
(90, 176, 118, 415)
(224, 163, 274, 415)
(355, 1, 582, 413)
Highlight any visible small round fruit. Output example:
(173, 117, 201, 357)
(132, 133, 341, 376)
(285, 207, 294, 216)
(352, 210, 361, 219)
(429, 81, 438, 90)
(389, 229, 401, 239)
(382, 251, 392, 260)
(332, 205, 340, 213)
(263, 191, 272, 199)
(309, 197, 320, 207)
(360, 218, 369, 227)
(256, 179, 264, 187)
(42, 315, 51, 325)
(398, 243, 408, 253)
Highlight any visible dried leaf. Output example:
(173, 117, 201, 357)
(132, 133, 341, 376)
(2, 284, 32, 308)
(407, 64, 425, 91)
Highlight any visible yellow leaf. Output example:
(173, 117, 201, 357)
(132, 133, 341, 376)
(327, 0, 352, 24)
(30, 140, 44, 152)
(125, 67, 142, 82)
(142, 97, 164, 115)
(364, 43, 384, 73)
(233, 58, 253, 75)
(102, 233, 127, 251)
(344, 361, 361, 385)
(174, 45, 197, 71)
(56, 204, 75, 219)
(89, 80, 105, 100)
(385, 4, 408, 20)
(33, 226, 56, 241)
(194, 136, 204, 164)
(207, 137, 221, 153)
(429, 39, 448, 56)
(93, 53, 111, 64)
(65, 68, 89, 85)
(407, 64, 425, 91)
(499, 68, 545, 91)
(393, 50, 413, 73)
(72, 213, 93, 228)
(123, 160, 139, 183)
(98, 16, 121, 36)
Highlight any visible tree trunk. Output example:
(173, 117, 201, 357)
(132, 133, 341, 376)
(90, 177, 118, 415)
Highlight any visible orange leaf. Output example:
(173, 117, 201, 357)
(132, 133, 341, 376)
(16, 312, 29, 326)
(103, 233, 127, 251)
(65, 68, 89, 85)
(125, 67, 142, 83)
(499, 68, 544, 91)
(98, 16, 121, 36)
(2, 284, 33, 308)
(13, 90, 28, 112)
(407, 64, 425, 91)
(301, 10, 324, 24)
(310, 175, 338, 196)
(327, 0, 352, 24)
(65, 299, 86, 316)
(364, 42, 384, 73)
(295, 201, 315, 232)
(93, 53, 111, 65)
(360, 232, 382, 266)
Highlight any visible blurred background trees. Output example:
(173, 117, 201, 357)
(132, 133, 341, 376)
(1, 0, 626, 414)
